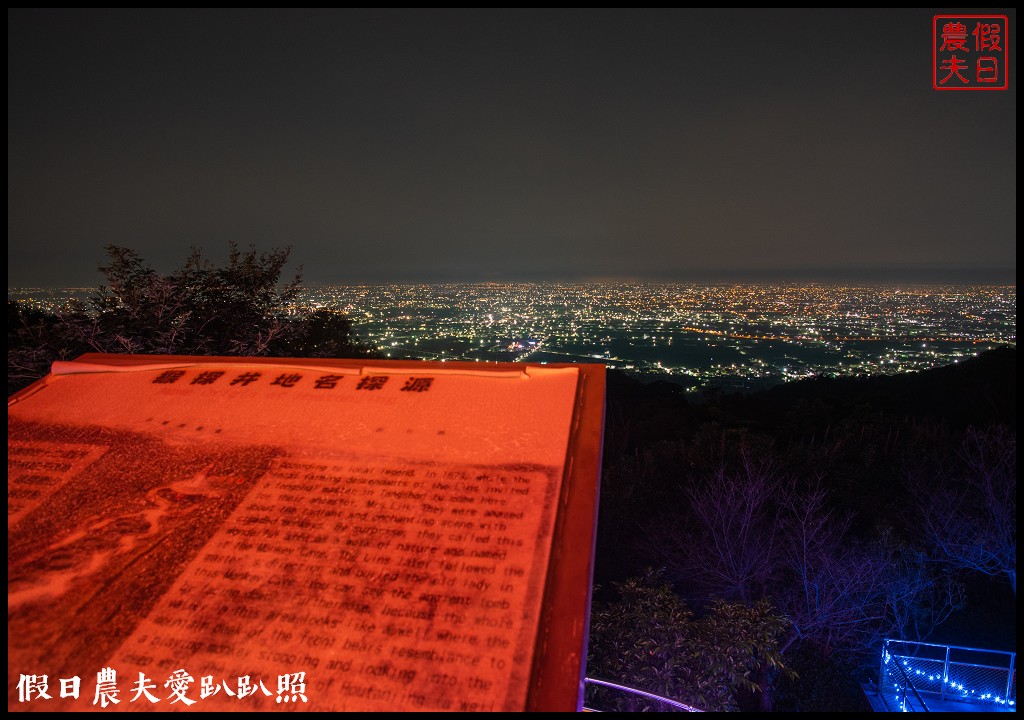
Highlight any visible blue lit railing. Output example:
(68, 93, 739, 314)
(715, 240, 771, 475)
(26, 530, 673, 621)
(879, 639, 1016, 711)
(582, 677, 703, 712)
(878, 646, 931, 712)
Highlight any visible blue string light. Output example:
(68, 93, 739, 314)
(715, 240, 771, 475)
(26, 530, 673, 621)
(894, 656, 1015, 707)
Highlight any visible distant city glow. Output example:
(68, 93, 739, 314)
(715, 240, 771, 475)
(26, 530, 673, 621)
(9, 283, 1015, 393)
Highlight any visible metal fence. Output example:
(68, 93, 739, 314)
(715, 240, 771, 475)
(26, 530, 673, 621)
(880, 639, 1016, 711)
(583, 677, 703, 712)
(877, 644, 932, 712)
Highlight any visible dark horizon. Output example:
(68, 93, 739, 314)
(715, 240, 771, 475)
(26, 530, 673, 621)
(303, 265, 1018, 286)
(8, 269, 1018, 290)
(9, 242, 1017, 290)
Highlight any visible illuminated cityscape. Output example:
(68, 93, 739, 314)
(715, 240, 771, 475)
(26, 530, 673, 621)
(11, 283, 1014, 394)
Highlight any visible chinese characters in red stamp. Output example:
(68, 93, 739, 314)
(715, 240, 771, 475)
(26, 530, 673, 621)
(934, 15, 1009, 90)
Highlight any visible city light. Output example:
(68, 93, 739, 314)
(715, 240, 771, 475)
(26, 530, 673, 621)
(9, 283, 1015, 395)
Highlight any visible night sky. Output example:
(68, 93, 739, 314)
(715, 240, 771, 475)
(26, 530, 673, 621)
(8, 9, 1017, 286)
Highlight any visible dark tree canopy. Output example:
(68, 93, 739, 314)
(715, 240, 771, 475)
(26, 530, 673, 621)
(587, 571, 795, 712)
(8, 244, 376, 394)
(591, 350, 1015, 710)
(90, 243, 303, 356)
